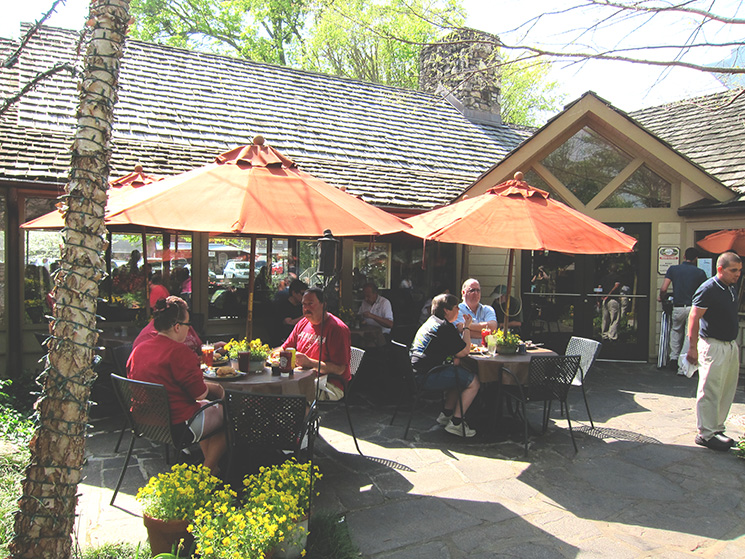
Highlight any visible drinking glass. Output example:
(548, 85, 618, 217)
(201, 344, 214, 367)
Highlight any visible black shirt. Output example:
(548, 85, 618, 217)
(410, 316, 466, 375)
(692, 277, 739, 342)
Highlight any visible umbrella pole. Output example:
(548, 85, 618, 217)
(504, 249, 515, 330)
(142, 228, 150, 321)
(246, 234, 257, 340)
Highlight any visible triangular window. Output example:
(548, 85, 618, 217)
(541, 126, 631, 205)
(600, 164, 671, 208)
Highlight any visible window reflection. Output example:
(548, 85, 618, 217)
(23, 197, 61, 324)
(541, 126, 631, 205)
(600, 164, 671, 208)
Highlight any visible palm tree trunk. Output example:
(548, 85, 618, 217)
(10, 1, 130, 557)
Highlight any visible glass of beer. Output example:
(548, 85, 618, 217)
(201, 344, 214, 367)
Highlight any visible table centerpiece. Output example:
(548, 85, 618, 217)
(494, 328, 522, 355)
(224, 337, 272, 372)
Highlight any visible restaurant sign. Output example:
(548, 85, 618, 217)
(658, 246, 679, 275)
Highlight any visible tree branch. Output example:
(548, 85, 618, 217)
(0, 63, 77, 116)
(2, 0, 68, 69)
(586, 0, 745, 26)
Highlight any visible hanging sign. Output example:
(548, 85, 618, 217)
(658, 246, 679, 275)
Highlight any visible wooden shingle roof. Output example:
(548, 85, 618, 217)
(630, 89, 745, 193)
(1, 25, 530, 210)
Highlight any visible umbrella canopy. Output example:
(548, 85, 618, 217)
(697, 229, 745, 256)
(406, 173, 637, 254)
(405, 172, 637, 326)
(101, 137, 409, 237)
(21, 165, 162, 229)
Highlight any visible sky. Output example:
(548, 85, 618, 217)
(2, 0, 742, 115)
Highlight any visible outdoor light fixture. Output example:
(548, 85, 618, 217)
(317, 229, 339, 279)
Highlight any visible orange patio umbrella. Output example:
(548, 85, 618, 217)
(21, 165, 163, 230)
(405, 171, 637, 321)
(88, 137, 411, 337)
(697, 229, 745, 257)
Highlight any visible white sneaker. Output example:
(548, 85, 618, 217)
(445, 420, 476, 437)
(436, 412, 451, 426)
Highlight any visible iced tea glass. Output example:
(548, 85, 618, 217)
(201, 344, 214, 367)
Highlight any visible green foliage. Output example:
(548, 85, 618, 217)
(499, 53, 564, 126)
(0, 440, 30, 556)
(302, 0, 465, 88)
(306, 511, 359, 559)
(75, 541, 151, 559)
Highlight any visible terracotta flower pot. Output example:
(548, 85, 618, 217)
(142, 514, 193, 557)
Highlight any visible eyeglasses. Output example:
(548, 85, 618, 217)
(467, 288, 481, 293)
(176, 321, 192, 327)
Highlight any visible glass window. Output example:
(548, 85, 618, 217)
(0, 194, 5, 325)
(353, 243, 391, 290)
(541, 126, 632, 205)
(23, 197, 61, 324)
(599, 164, 671, 208)
(523, 169, 568, 205)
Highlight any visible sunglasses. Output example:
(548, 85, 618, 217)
(176, 321, 192, 327)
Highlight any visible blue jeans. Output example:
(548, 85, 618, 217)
(421, 364, 475, 391)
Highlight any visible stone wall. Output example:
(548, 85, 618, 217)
(419, 28, 502, 120)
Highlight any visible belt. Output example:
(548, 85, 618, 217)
(673, 304, 690, 308)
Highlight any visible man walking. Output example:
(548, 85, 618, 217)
(659, 248, 707, 374)
(687, 252, 742, 451)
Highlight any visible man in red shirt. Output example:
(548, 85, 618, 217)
(282, 287, 351, 401)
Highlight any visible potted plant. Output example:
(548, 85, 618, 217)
(224, 337, 272, 372)
(136, 463, 223, 556)
(189, 459, 322, 559)
(494, 328, 522, 355)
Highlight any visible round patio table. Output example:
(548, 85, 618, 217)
(208, 366, 317, 402)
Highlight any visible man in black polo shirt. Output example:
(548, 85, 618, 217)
(659, 247, 707, 374)
(686, 251, 742, 451)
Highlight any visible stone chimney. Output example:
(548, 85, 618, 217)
(419, 28, 502, 124)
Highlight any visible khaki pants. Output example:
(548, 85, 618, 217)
(696, 338, 740, 439)
(670, 306, 691, 362)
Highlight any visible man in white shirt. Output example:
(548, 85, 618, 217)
(358, 282, 394, 335)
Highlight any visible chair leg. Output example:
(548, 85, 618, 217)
(521, 399, 529, 456)
(113, 418, 128, 453)
(565, 402, 579, 453)
(343, 398, 363, 456)
(580, 383, 594, 428)
(110, 435, 136, 506)
(403, 391, 422, 440)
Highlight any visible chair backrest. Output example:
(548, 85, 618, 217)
(565, 336, 602, 386)
(527, 355, 581, 401)
(110, 373, 175, 446)
(112, 343, 134, 377)
(223, 390, 307, 451)
(350, 347, 365, 377)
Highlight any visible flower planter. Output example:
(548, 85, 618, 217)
(249, 359, 266, 373)
(496, 344, 518, 355)
(143, 514, 193, 557)
(273, 516, 309, 559)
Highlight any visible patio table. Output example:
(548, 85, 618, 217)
(207, 366, 317, 403)
(465, 347, 558, 385)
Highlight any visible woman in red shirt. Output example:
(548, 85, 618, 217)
(128, 296, 226, 474)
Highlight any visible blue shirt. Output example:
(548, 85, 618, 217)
(692, 276, 739, 341)
(665, 261, 707, 306)
(454, 302, 496, 327)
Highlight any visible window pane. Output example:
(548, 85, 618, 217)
(106, 233, 147, 321)
(0, 195, 5, 324)
(600, 164, 671, 208)
(523, 169, 568, 205)
(23, 197, 61, 324)
(541, 126, 631, 205)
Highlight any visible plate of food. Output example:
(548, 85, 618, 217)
(469, 344, 488, 355)
(203, 366, 245, 380)
(211, 355, 229, 366)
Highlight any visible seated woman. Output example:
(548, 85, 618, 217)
(127, 296, 226, 474)
(410, 293, 481, 437)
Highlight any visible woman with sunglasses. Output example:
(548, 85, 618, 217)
(127, 296, 226, 474)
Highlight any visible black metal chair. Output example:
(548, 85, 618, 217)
(564, 336, 602, 428)
(222, 390, 318, 485)
(111, 343, 133, 452)
(109, 373, 221, 505)
(502, 355, 581, 455)
(321, 346, 365, 455)
(389, 340, 467, 439)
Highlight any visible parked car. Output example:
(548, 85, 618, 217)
(223, 260, 252, 279)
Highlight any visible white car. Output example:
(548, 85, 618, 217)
(223, 260, 252, 279)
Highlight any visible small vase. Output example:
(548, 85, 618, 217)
(496, 344, 518, 355)
(273, 517, 309, 559)
(142, 514, 193, 557)
(249, 359, 266, 373)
